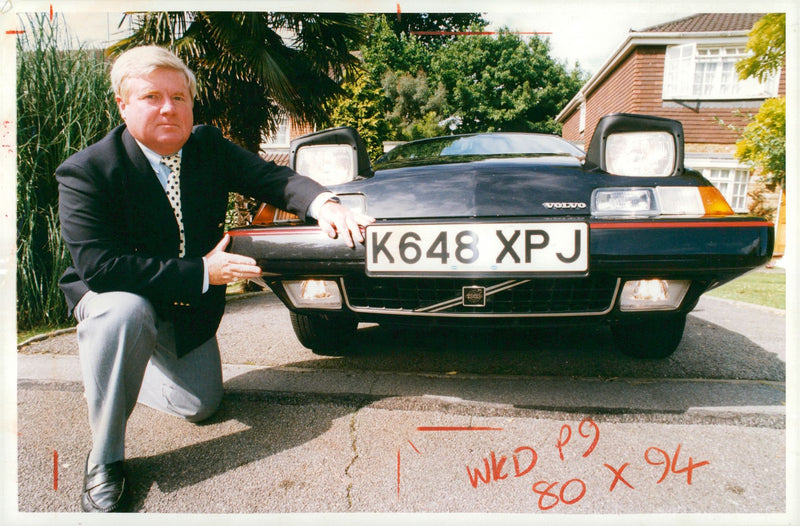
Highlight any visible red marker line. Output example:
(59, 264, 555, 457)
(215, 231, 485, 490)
(53, 450, 58, 491)
(396, 448, 401, 499)
(407, 440, 421, 454)
(591, 220, 771, 229)
(6, 30, 26, 35)
(411, 31, 552, 36)
(416, 426, 503, 432)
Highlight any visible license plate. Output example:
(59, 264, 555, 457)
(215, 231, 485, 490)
(365, 222, 588, 275)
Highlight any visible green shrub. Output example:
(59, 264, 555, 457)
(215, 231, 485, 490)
(16, 14, 120, 330)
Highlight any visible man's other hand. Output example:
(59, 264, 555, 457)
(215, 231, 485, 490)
(205, 234, 263, 285)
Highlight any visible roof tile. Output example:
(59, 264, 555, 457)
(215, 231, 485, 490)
(639, 13, 764, 33)
(262, 152, 290, 166)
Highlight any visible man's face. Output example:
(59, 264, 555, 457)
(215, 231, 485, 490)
(117, 68, 193, 156)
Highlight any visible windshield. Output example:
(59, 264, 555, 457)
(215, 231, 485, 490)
(375, 133, 585, 167)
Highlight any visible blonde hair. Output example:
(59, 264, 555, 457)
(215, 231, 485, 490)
(111, 45, 197, 102)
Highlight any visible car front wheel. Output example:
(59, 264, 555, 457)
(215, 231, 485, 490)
(611, 314, 686, 359)
(290, 311, 358, 356)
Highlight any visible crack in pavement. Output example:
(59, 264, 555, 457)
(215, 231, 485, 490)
(344, 411, 360, 510)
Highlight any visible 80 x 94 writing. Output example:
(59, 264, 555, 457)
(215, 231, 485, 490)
(462, 419, 711, 511)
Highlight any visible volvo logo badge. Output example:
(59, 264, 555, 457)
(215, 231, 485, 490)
(543, 202, 587, 209)
(462, 286, 486, 307)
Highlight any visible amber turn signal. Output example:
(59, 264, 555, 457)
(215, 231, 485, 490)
(698, 186, 734, 216)
(251, 203, 301, 226)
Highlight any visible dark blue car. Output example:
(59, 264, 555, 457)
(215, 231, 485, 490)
(230, 114, 773, 359)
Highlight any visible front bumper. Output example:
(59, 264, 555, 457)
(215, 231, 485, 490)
(228, 216, 773, 324)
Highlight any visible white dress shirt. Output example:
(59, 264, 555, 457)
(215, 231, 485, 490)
(137, 141, 333, 294)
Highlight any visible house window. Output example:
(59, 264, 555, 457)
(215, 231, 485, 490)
(578, 100, 586, 133)
(663, 43, 779, 100)
(262, 115, 291, 148)
(698, 166, 751, 212)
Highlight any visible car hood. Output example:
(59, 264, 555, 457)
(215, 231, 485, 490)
(333, 155, 595, 220)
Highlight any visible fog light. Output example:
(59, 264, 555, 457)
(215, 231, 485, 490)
(620, 279, 690, 311)
(283, 279, 342, 309)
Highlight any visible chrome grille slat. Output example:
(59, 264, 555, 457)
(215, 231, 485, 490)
(342, 276, 620, 317)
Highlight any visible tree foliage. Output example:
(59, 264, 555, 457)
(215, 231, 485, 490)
(345, 14, 586, 148)
(361, 15, 431, 80)
(430, 31, 585, 134)
(333, 13, 475, 153)
(734, 13, 785, 189)
(736, 13, 786, 83)
(736, 97, 785, 189)
(329, 71, 392, 160)
(382, 70, 447, 139)
(109, 12, 366, 152)
(383, 12, 488, 47)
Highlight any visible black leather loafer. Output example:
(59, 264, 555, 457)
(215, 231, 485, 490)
(81, 456, 126, 512)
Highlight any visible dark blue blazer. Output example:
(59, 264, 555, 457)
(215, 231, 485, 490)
(57, 124, 326, 356)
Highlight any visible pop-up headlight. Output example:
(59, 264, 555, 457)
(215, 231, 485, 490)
(605, 131, 676, 177)
(585, 114, 685, 177)
(295, 144, 358, 186)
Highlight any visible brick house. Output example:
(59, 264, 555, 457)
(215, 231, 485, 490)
(260, 115, 315, 166)
(224, 116, 314, 227)
(556, 13, 786, 259)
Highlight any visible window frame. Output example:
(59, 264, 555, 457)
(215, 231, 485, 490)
(662, 42, 780, 101)
(687, 157, 752, 213)
(261, 115, 291, 149)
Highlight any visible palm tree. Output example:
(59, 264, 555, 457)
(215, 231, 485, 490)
(109, 12, 366, 152)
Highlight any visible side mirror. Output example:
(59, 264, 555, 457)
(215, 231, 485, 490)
(584, 113, 685, 177)
(289, 126, 373, 185)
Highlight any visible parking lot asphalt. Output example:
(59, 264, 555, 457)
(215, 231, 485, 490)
(10, 292, 796, 524)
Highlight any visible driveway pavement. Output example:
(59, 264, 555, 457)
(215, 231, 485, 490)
(11, 292, 794, 524)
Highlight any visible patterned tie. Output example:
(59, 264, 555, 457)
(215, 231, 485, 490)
(160, 153, 186, 257)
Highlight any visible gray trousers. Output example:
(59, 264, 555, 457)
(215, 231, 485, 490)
(74, 291, 223, 466)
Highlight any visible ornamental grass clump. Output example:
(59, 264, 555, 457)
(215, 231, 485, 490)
(16, 13, 119, 330)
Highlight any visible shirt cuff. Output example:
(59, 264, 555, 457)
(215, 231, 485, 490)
(307, 192, 338, 219)
(202, 257, 210, 293)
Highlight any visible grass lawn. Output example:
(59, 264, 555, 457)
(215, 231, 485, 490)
(17, 322, 75, 345)
(705, 269, 785, 310)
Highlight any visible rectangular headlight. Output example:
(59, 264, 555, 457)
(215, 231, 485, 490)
(283, 280, 342, 309)
(337, 193, 367, 215)
(657, 187, 704, 215)
(657, 186, 734, 216)
(619, 279, 690, 311)
(592, 188, 659, 217)
(295, 144, 357, 186)
(605, 131, 676, 177)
